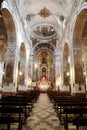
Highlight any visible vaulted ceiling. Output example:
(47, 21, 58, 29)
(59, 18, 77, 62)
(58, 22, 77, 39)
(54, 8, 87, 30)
(16, 0, 73, 52)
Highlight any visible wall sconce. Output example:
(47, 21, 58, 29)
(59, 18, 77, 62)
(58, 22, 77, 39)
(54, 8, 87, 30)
(35, 63, 38, 69)
(28, 77, 32, 86)
(83, 72, 86, 76)
(56, 77, 61, 86)
(2, 71, 5, 75)
(18, 71, 23, 76)
(66, 72, 70, 77)
(17, 71, 23, 85)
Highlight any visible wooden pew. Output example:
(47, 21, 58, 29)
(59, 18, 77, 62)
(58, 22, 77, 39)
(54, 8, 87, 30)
(73, 118, 87, 130)
(1, 96, 32, 121)
(0, 106, 24, 130)
(47, 90, 87, 130)
(0, 90, 40, 124)
(62, 108, 87, 130)
(0, 89, 40, 130)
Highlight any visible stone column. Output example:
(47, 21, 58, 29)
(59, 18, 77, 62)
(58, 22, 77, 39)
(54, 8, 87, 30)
(28, 51, 34, 80)
(4, 45, 16, 85)
(0, 62, 4, 87)
(54, 50, 61, 90)
(13, 46, 19, 89)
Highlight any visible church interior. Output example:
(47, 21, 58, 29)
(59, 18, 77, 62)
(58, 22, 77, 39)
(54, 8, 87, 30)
(0, 0, 87, 130)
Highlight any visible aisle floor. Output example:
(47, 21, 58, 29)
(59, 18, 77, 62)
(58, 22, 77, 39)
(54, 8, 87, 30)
(25, 93, 63, 130)
(0, 93, 87, 130)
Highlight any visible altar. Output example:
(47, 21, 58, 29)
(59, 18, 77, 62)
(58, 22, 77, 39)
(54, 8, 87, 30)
(37, 77, 50, 93)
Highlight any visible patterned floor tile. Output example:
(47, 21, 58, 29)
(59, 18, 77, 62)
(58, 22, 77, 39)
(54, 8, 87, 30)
(0, 94, 87, 130)
(25, 94, 62, 130)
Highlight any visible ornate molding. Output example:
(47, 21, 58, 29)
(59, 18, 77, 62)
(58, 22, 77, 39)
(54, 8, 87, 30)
(31, 37, 40, 46)
(38, 7, 51, 18)
(50, 37, 57, 47)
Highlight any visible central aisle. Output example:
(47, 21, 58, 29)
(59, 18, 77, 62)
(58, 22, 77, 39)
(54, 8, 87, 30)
(25, 93, 64, 130)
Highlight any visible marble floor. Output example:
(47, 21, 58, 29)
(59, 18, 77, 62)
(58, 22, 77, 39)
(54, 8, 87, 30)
(0, 94, 87, 130)
(25, 93, 62, 130)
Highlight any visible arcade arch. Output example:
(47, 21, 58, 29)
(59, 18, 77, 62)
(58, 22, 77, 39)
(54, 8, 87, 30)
(17, 42, 26, 86)
(0, 8, 16, 87)
(73, 9, 87, 86)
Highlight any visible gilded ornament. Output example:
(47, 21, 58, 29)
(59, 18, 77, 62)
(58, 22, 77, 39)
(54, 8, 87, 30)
(38, 7, 51, 18)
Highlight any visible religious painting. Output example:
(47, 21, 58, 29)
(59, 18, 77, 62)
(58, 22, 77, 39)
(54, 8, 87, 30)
(6, 63, 13, 78)
(3, 62, 13, 85)
(42, 57, 47, 64)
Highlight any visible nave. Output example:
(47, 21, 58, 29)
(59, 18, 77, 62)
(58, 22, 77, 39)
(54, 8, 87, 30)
(0, 93, 61, 130)
(25, 94, 87, 130)
(0, 93, 87, 130)
(25, 94, 61, 130)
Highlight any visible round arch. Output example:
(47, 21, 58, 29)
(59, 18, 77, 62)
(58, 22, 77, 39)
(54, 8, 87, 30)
(70, 3, 87, 43)
(29, 22, 61, 38)
(33, 49, 54, 82)
(2, 8, 16, 44)
(0, 8, 17, 87)
(0, 14, 7, 62)
(29, 22, 61, 49)
(71, 7, 87, 86)
(17, 42, 26, 86)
